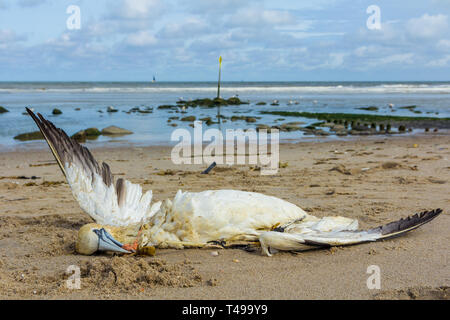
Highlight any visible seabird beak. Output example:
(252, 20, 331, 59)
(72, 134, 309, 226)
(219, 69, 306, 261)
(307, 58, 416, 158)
(94, 228, 133, 254)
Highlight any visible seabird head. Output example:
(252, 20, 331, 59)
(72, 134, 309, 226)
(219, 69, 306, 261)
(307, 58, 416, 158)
(76, 223, 132, 255)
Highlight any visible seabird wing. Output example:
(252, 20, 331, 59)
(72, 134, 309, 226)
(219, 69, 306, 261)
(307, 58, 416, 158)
(259, 209, 442, 256)
(26, 108, 158, 227)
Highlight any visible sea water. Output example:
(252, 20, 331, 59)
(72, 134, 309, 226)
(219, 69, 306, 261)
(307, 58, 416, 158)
(0, 81, 449, 150)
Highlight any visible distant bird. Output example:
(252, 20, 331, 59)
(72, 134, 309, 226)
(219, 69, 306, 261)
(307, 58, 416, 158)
(25, 108, 442, 256)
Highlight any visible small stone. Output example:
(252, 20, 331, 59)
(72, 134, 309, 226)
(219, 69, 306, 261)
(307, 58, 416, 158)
(207, 278, 219, 286)
(181, 116, 196, 122)
(330, 164, 351, 175)
(158, 105, 177, 109)
(101, 126, 133, 135)
(14, 131, 44, 141)
(85, 128, 101, 136)
(381, 161, 401, 169)
(227, 97, 245, 105)
(279, 162, 288, 168)
(210, 251, 219, 256)
(52, 108, 62, 115)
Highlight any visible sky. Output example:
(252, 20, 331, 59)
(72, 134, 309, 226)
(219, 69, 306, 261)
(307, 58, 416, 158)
(0, 0, 449, 81)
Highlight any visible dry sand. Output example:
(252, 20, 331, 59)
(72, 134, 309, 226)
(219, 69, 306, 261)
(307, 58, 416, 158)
(0, 134, 449, 300)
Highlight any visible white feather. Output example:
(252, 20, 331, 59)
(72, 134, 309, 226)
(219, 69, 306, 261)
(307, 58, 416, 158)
(65, 163, 153, 226)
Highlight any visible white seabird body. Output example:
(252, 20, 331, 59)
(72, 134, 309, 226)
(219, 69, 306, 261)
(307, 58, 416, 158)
(140, 189, 309, 247)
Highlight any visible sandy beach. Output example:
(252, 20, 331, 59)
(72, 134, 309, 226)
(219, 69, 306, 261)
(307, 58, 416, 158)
(0, 133, 448, 300)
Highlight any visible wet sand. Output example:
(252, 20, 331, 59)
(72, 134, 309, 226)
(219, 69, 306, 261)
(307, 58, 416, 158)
(0, 134, 449, 299)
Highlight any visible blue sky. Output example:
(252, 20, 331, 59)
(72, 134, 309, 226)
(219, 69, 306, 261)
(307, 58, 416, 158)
(0, 0, 449, 81)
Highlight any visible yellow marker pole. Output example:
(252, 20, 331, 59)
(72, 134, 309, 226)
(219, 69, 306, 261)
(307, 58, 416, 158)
(217, 56, 222, 129)
(217, 56, 222, 99)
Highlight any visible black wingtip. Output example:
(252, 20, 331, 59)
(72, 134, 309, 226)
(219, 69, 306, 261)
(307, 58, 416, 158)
(370, 209, 443, 240)
(26, 107, 36, 119)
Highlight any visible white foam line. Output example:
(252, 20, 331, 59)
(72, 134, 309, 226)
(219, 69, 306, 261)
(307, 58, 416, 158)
(1, 84, 450, 94)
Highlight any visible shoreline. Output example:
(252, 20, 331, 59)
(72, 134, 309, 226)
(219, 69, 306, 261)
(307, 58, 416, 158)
(1, 129, 448, 153)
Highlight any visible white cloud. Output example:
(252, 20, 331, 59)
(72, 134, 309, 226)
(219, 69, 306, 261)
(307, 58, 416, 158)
(17, 0, 49, 7)
(112, 0, 164, 19)
(379, 53, 414, 65)
(354, 45, 378, 57)
(0, 29, 26, 43)
(229, 8, 296, 27)
(322, 52, 346, 69)
(158, 18, 208, 39)
(426, 54, 450, 67)
(437, 39, 450, 51)
(407, 14, 448, 39)
(186, 0, 251, 14)
(2, 1, 450, 80)
(126, 31, 158, 46)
